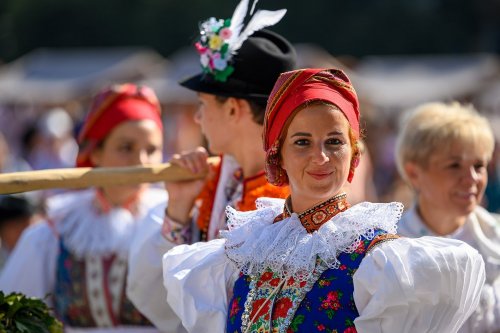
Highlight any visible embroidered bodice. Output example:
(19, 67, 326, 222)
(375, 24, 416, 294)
(223, 196, 400, 332)
(227, 230, 391, 333)
(48, 188, 165, 328)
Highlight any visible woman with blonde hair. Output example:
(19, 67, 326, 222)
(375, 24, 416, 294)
(396, 101, 500, 332)
(162, 69, 485, 332)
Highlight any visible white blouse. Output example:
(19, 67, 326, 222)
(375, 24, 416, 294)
(398, 205, 500, 333)
(164, 199, 486, 333)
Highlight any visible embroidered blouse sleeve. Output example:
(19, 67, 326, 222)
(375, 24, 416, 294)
(163, 239, 240, 333)
(0, 222, 58, 303)
(352, 236, 485, 333)
(127, 203, 186, 332)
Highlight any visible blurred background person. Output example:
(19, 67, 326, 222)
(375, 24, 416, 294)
(0, 194, 38, 271)
(0, 130, 31, 173)
(24, 107, 78, 170)
(0, 83, 169, 332)
(395, 101, 500, 333)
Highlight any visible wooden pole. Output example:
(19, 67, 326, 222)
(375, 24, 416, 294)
(0, 161, 211, 195)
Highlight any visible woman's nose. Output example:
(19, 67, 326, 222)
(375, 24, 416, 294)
(136, 150, 150, 165)
(311, 145, 329, 164)
(463, 166, 480, 183)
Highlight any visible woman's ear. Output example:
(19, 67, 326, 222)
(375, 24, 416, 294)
(347, 151, 360, 183)
(404, 161, 421, 190)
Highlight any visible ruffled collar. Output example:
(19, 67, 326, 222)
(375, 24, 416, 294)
(47, 188, 166, 259)
(222, 198, 402, 281)
(274, 193, 349, 233)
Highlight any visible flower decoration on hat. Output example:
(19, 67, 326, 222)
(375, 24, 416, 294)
(195, 0, 287, 82)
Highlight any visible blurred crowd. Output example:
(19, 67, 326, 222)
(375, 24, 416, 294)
(0, 45, 499, 273)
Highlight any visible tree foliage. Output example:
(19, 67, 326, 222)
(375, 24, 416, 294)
(0, 291, 63, 333)
(0, 0, 498, 62)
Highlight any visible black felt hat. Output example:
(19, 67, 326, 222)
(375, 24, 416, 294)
(180, 29, 297, 102)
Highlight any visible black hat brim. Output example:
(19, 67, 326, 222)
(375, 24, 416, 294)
(179, 73, 269, 101)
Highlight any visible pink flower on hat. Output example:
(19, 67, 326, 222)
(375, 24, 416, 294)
(219, 27, 232, 40)
(195, 42, 208, 55)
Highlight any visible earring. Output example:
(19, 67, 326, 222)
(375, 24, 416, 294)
(347, 155, 360, 183)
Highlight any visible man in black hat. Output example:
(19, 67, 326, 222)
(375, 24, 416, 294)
(127, 4, 296, 331)
(164, 28, 296, 242)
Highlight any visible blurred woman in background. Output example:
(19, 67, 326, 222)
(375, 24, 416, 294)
(0, 83, 170, 332)
(396, 102, 500, 333)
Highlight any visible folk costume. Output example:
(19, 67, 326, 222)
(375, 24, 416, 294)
(162, 69, 486, 333)
(0, 84, 176, 333)
(399, 205, 500, 333)
(127, 2, 296, 330)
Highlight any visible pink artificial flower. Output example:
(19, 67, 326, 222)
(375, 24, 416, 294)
(219, 27, 232, 40)
(195, 42, 207, 54)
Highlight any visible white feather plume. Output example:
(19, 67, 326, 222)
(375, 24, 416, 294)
(228, 0, 250, 46)
(231, 9, 287, 52)
(250, 0, 259, 15)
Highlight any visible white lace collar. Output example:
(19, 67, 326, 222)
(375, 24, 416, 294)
(47, 188, 166, 259)
(222, 198, 402, 281)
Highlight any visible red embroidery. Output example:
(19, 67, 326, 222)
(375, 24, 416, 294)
(274, 193, 350, 233)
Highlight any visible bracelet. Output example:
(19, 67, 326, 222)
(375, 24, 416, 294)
(162, 210, 192, 245)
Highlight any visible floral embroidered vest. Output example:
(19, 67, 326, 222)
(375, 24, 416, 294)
(226, 229, 394, 333)
(54, 241, 151, 327)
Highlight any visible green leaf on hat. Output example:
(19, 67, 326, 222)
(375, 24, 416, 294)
(214, 65, 235, 82)
(220, 44, 229, 56)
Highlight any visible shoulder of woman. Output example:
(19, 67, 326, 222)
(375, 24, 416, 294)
(360, 236, 484, 274)
(353, 236, 485, 333)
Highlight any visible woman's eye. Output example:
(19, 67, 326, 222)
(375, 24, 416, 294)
(147, 146, 159, 155)
(474, 163, 486, 171)
(326, 138, 342, 145)
(294, 139, 309, 146)
(118, 144, 133, 153)
(447, 162, 460, 169)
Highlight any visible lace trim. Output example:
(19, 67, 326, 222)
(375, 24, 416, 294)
(223, 200, 402, 281)
(48, 188, 165, 258)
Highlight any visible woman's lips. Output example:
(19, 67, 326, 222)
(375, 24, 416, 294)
(307, 171, 333, 180)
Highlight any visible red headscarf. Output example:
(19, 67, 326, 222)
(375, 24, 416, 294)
(263, 68, 360, 186)
(76, 83, 162, 167)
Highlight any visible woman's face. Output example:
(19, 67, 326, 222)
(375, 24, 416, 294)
(406, 140, 489, 218)
(280, 104, 352, 211)
(91, 119, 163, 168)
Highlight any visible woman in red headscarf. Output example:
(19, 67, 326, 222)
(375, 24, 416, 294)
(162, 69, 486, 332)
(0, 84, 183, 332)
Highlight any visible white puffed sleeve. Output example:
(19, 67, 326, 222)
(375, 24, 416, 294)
(126, 204, 186, 333)
(163, 239, 240, 333)
(0, 222, 58, 302)
(353, 236, 485, 333)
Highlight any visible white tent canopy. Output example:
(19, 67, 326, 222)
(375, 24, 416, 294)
(350, 54, 499, 112)
(0, 47, 165, 104)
